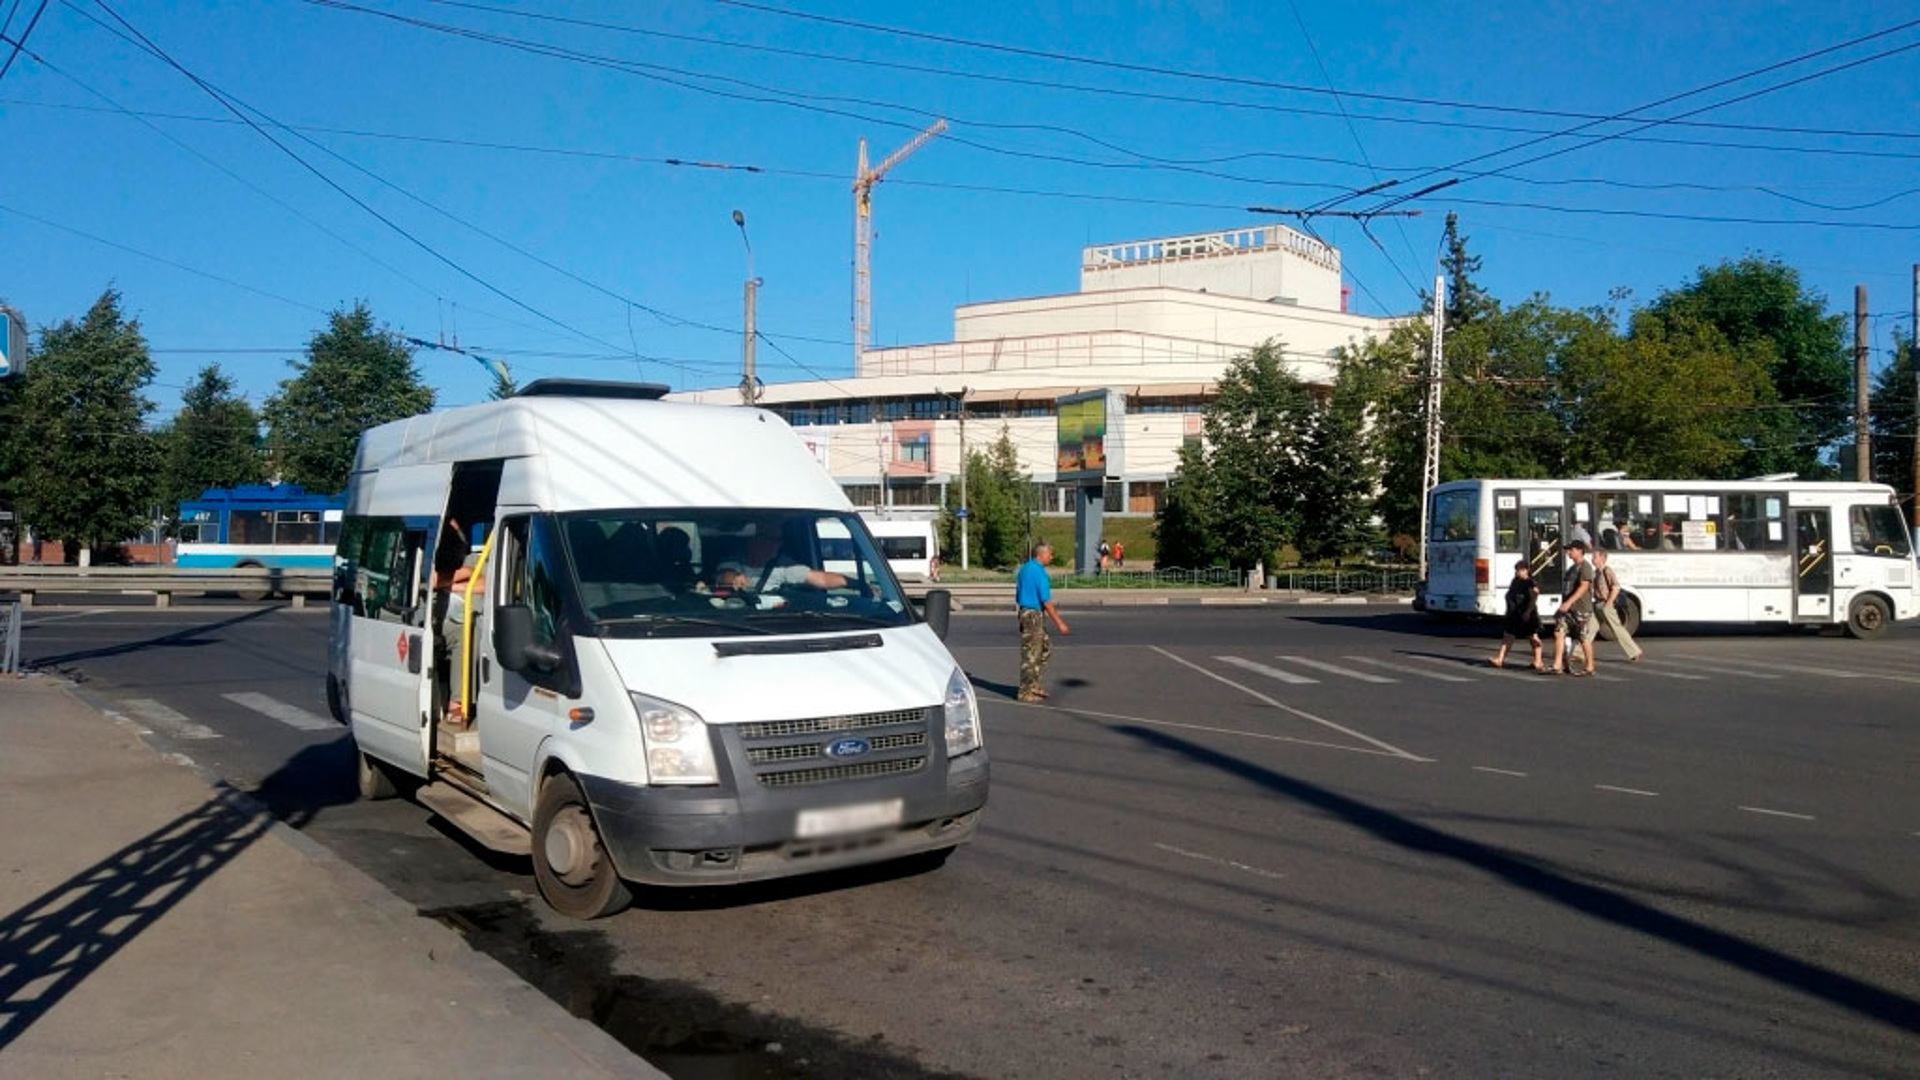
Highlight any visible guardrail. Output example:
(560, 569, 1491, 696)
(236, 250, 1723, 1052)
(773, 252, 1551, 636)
(0, 566, 331, 608)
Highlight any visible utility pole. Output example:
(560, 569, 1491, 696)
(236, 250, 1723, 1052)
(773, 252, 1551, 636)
(1417, 274, 1447, 582)
(1910, 264, 1919, 527)
(1856, 285, 1870, 483)
(852, 120, 946, 370)
(959, 390, 970, 571)
(733, 210, 760, 406)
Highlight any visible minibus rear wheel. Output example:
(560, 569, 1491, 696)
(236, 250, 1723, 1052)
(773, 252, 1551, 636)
(1846, 594, 1890, 640)
(533, 771, 632, 920)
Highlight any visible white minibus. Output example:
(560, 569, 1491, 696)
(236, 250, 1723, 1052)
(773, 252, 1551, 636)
(326, 380, 988, 918)
(1420, 476, 1917, 639)
(860, 515, 940, 582)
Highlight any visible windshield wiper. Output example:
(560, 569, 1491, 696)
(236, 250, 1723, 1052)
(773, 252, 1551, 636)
(596, 614, 779, 636)
(752, 609, 900, 628)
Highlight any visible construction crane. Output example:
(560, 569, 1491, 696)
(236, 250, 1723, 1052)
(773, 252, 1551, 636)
(853, 119, 946, 369)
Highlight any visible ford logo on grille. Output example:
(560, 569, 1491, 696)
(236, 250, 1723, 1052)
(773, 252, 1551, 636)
(824, 737, 871, 760)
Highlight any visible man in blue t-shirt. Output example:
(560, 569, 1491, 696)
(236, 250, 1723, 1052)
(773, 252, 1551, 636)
(1015, 542, 1070, 703)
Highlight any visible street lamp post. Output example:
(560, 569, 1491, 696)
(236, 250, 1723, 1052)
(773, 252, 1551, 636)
(732, 210, 761, 406)
(937, 385, 970, 569)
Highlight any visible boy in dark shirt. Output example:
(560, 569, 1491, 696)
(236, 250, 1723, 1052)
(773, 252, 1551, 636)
(1491, 559, 1545, 671)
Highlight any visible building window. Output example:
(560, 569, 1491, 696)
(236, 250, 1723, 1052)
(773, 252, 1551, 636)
(841, 484, 880, 507)
(899, 434, 930, 464)
(1104, 481, 1124, 513)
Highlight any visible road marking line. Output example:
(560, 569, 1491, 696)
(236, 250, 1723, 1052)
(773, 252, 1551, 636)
(222, 691, 335, 732)
(1275, 655, 1397, 684)
(1153, 842, 1286, 881)
(121, 698, 220, 740)
(20, 608, 113, 627)
(1669, 653, 1915, 683)
(1739, 806, 1815, 821)
(1595, 784, 1659, 797)
(1646, 658, 1781, 680)
(1214, 655, 1317, 684)
(1020, 702, 1414, 758)
(1345, 656, 1474, 682)
(1407, 654, 1547, 682)
(1473, 766, 1529, 777)
(1154, 647, 1431, 762)
(1619, 666, 1708, 681)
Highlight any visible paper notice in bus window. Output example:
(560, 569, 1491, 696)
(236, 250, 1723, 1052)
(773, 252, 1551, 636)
(1689, 495, 1708, 519)
(1765, 497, 1781, 517)
(1638, 495, 1653, 514)
(1574, 503, 1590, 522)
(1768, 522, 1783, 541)
(1497, 495, 1516, 510)
(1706, 496, 1721, 515)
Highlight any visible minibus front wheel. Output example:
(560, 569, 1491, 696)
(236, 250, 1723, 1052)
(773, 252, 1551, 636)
(533, 771, 632, 920)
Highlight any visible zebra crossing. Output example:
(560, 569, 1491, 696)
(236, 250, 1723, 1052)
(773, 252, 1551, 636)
(114, 690, 341, 741)
(1203, 650, 1918, 690)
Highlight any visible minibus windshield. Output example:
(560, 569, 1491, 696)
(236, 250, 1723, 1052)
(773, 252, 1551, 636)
(559, 509, 914, 637)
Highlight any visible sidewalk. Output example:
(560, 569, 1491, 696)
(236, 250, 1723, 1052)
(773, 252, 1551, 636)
(0, 676, 666, 1080)
(938, 585, 1415, 611)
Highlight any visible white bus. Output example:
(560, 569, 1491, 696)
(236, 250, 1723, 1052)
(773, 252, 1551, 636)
(1420, 476, 1917, 639)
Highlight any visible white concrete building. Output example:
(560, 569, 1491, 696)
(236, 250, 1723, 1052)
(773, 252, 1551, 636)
(674, 224, 1404, 515)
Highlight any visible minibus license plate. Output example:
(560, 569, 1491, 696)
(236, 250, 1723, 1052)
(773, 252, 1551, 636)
(796, 798, 904, 839)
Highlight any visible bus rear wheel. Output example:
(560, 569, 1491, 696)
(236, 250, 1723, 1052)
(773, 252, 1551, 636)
(1606, 594, 1642, 640)
(1846, 595, 1890, 640)
(235, 560, 272, 602)
(532, 771, 631, 920)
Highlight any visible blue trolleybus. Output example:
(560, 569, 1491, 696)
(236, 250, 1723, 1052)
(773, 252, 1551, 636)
(177, 485, 344, 570)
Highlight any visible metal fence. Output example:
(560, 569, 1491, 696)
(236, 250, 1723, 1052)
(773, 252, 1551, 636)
(1053, 567, 1417, 593)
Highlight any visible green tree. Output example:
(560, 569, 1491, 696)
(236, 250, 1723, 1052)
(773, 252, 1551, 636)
(1561, 311, 1773, 478)
(1194, 343, 1316, 569)
(1646, 257, 1848, 477)
(13, 290, 161, 561)
(486, 356, 518, 401)
(1295, 360, 1384, 563)
(1438, 212, 1497, 328)
(1153, 440, 1224, 569)
(940, 425, 1029, 569)
(157, 364, 265, 521)
(265, 304, 434, 493)
(1868, 329, 1915, 516)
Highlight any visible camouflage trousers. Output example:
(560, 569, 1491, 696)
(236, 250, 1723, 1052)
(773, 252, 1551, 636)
(1018, 609, 1052, 698)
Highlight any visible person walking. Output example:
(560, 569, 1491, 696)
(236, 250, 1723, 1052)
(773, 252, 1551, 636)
(1590, 549, 1644, 663)
(1490, 559, 1545, 671)
(1551, 539, 1598, 676)
(1015, 541, 1070, 703)
(1113, 541, 1125, 568)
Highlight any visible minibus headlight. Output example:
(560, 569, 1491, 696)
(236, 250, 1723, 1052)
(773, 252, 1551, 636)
(944, 667, 982, 757)
(631, 693, 718, 785)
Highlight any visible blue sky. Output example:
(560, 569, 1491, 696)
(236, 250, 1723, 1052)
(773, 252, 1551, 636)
(3, 1, 1917, 417)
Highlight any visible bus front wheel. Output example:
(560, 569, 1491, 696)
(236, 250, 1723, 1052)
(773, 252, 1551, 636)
(532, 771, 631, 920)
(1846, 595, 1890, 640)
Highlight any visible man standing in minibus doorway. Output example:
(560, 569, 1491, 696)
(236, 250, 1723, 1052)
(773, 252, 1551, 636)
(1016, 541, 1070, 703)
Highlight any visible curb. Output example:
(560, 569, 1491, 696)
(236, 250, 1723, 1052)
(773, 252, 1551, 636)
(51, 676, 664, 1080)
(955, 592, 1415, 611)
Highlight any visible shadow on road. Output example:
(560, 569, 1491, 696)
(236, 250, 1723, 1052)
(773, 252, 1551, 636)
(26, 605, 283, 671)
(427, 896, 980, 1079)
(0, 741, 348, 1049)
(1112, 723, 1920, 1037)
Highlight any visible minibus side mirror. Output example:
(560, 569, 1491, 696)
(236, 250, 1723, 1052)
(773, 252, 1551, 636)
(922, 589, 952, 641)
(495, 604, 561, 673)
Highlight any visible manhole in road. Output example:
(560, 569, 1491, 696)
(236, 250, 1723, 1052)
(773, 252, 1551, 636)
(425, 899, 976, 1080)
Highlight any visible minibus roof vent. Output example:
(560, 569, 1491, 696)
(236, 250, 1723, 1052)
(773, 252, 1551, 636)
(516, 378, 671, 401)
(1743, 472, 1798, 482)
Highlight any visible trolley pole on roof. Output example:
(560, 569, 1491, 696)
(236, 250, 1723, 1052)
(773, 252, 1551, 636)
(1417, 274, 1447, 582)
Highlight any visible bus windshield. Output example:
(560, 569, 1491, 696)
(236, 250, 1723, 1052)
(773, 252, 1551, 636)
(558, 509, 912, 637)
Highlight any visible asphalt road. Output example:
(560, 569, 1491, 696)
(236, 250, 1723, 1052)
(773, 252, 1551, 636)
(14, 601, 1920, 1079)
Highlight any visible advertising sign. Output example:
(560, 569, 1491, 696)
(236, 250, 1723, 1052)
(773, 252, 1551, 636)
(0, 308, 24, 379)
(1055, 391, 1109, 483)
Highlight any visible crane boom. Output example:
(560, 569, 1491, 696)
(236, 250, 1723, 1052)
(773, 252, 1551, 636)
(853, 119, 946, 369)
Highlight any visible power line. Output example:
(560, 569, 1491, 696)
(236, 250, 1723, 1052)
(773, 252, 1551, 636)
(0, 0, 45, 82)
(1364, 19, 1920, 213)
(85, 0, 630, 359)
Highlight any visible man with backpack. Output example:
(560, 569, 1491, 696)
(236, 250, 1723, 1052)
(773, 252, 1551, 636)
(1590, 549, 1645, 663)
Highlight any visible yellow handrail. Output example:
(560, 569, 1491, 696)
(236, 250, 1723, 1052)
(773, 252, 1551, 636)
(456, 527, 498, 722)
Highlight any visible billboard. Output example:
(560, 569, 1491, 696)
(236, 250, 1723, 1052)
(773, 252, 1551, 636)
(0, 308, 24, 379)
(1056, 390, 1113, 483)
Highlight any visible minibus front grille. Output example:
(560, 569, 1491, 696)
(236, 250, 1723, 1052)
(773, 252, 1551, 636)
(746, 730, 926, 765)
(755, 756, 926, 788)
(737, 708, 924, 740)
